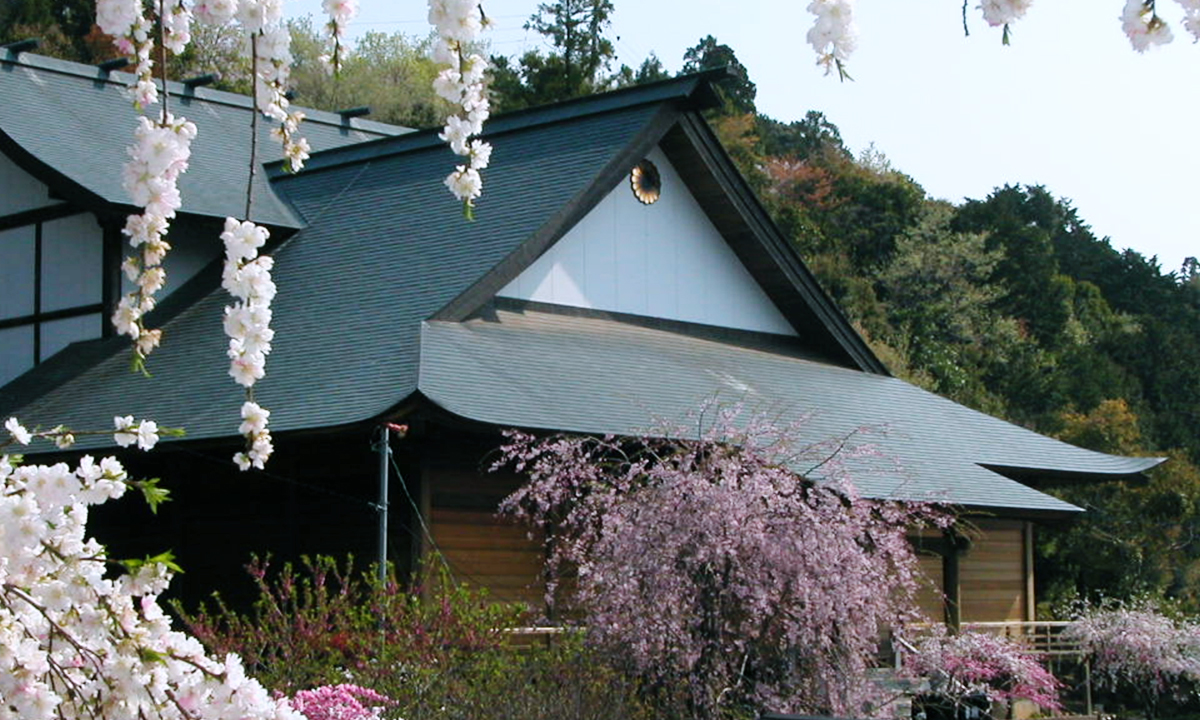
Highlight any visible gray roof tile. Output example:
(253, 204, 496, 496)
(418, 307, 1161, 513)
(6, 101, 666, 444)
(0, 50, 406, 228)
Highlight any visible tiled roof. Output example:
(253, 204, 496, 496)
(0, 49, 406, 228)
(419, 306, 1161, 513)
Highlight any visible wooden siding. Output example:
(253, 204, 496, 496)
(914, 552, 946, 622)
(430, 507, 545, 608)
(421, 452, 1034, 624)
(424, 458, 546, 609)
(960, 519, 1028, 623)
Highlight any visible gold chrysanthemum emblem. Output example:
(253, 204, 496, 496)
(630, 159, 661, 205)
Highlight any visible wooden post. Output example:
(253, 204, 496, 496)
(944, 547, 961, 631)
(1023, 522, 1036, 622)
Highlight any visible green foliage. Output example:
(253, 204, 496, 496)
(0, 0, 111, 63)
(287, 19, 450, 128)
(680, 35, 756, 115)
(174, 556, 653, 720)
(757, 111, 851, 162)
(1037, 400, 1200, 611)
(611, 53, 670, 89)
(133, 476, 171, 512)
(489, 0, 616, 111)
(119, 550, 183, 575)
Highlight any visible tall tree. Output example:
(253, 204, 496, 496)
(758, 110, 851, 161)
(488, 0, 616, 111)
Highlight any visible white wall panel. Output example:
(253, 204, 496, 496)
(0, 326, 34, 387)
(498, 146, 796, 336)
(0, 151, 55, 216)
(41, 214, 103, 312)
(0, 225, 35, 319)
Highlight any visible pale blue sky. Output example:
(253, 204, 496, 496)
(290, 0, 1199, 273)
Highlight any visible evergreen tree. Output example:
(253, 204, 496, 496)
(680, 34, 756, 114)
(488, 0, 615, 111)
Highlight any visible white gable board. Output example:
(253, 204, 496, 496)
(0, 150, 56, 216)
(497, 147, 797, 336)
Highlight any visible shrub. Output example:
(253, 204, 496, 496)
(175, 556, 652, 720)
(903, 628, 1062, 713)
(1064, 602, 1200, 719)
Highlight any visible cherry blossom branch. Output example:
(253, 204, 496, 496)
(806, 0, 1200, 78)
(430, 1, 492, 218)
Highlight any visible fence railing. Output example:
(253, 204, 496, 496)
(957, 621, 1083, 657)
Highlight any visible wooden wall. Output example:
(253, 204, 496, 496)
(421, 448, 1035, 625)
(423, 453, 546, 610)
(914, 552, 946, 622)
(960, 519, 1030, 623)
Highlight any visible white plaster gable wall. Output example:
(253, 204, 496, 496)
(497, 146, 797, 336)
(0, 151, 56, 215)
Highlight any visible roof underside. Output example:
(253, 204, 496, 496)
(418, 306, 1161, 513)
(0, 51, 405, 228)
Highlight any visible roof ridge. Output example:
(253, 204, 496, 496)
(0, 48, 409, 136)
(269, 69, 726, 178)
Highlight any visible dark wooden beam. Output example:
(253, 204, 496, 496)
(0, 203, 84, 233)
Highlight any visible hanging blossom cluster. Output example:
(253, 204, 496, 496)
(220, 218, 276, 470)
(0, 421, 300, 720)
(806, 0, 1200, 77)
(113, 113, 197, 364)
(902, 628, 1062, 712)
(96, 0, 317, 375)
(95, 0, 359, 467)
(806, 0, 857, 79)
(1119, 0, 1200, 51)
(319, 0, 360, 73)
(95, 0, 157, 107)
(429, 0, 493, 218)
(191, 0, 312, 171)
(497, 404, 952, 718)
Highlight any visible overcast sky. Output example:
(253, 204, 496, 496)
(289, 0, 1199, 273)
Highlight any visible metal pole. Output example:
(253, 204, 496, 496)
(1085, 657, 1093, 717)
(377, 426, 389, 583)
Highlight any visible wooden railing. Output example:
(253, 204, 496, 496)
(956, 621, 1083, 657)
(895, 621, 1095, 715)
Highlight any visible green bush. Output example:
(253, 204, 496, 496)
(174, 556, 653, 719)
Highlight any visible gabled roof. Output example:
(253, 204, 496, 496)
(3, 72, 879, 436)
(1, 79, 701, 439)
(0, 67, 1163, 514)
(0, 49, 406, 228)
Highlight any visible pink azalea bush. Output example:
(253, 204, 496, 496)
(291, 684, 392, 720)
(904, 628, 1062, 712)
(497, 405, 951, 719)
